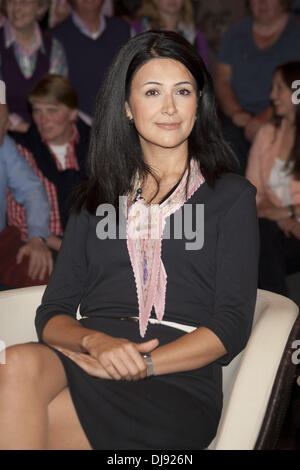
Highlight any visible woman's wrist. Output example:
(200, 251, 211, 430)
(81, 330, 107, 352)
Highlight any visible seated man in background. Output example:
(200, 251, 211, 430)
(0, 101, 52, 290)
(8, 74, 89, 254)
(52, 0, 130, 125)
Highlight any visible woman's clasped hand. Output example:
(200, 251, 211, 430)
(54, 333, 159, 381)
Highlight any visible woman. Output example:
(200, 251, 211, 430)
(0, 31, 258, 450)
(6, 74, 89, 286)
(0, 0, 67, 132)
(215, 0, 300, 175)
(132, 0, 209, 67)
(246, 61, 300, 296)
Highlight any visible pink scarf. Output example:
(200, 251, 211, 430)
(126, 159, 205, 337)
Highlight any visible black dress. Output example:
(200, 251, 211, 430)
(35, 173, 259, 450)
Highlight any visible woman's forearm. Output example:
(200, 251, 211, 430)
(214, 63, 243, 117)
(41, 314, 107, 352)
(42, 316, 226, 375)
(150, 327, 227, 376)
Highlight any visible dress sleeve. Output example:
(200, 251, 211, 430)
(35, 208, 90, 340)
(246, 125, 273, 205)
(202, 182, 259, 365)
(5, 138, 50, 240)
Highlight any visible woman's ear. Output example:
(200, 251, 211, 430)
(125, 101, 133, 120)
(70, 109, 78, 122)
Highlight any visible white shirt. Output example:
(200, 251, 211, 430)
(49, 143, 68, 170)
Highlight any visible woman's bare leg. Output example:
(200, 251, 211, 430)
(47, 387, 91, 450)
(0, 342, 90, 450)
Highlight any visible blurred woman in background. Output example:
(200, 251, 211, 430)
(215, 0, 300, 174)
(132, 0, 209, 67)
(246, 61, 300, 296)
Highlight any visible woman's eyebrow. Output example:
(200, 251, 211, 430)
(142, 81, 194, 87)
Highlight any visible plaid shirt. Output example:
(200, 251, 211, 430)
(7, 125, 80, 242)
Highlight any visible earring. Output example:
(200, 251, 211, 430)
(127, 116, 134, 126)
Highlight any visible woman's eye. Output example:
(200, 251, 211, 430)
(145, 89, 159, 96)
(177, 89, 191, 96)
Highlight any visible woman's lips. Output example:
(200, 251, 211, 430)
(156, 122, 181, 130)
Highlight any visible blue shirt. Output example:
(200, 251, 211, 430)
(0, 135, 50, 240)
(218, 14, 300, 114)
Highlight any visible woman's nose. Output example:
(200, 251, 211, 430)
(270, 87, 276, 101)
(162, 93, 177, 116)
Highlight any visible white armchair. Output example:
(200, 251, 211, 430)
(0, 286, 299, 450)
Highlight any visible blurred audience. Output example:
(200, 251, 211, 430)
(0, 101, 52, 289)
(246, 61, 300, 296)
(131, 0, 209, 67)
(0, 0, 68, 132)
(116, 0, 142, 24)
(196, 0, 248, 66)
(52, 0, 130, 124)
(8, 74, 89, 255)
(48, 0, 113, 28)
(215, 0, 300, 175)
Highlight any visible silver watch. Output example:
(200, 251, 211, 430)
(141, 352, 154, 377)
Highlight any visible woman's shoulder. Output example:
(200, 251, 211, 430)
(215, 172, 256, 196)
(195, 172, 257, 223)
(253, 122, 278, 146)
(197, 173, 256, 212)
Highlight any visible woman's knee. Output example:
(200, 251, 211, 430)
(0, 343, 66, 398)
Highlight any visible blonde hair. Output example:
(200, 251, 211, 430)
(28, 74, 78, 109)
(139, 0, 194, 29)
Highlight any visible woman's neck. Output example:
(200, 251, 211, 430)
(13, 23, 36, 50)
(142, 145, 188, 181)
(253, 12, 288, 36)
(159, 11, 180, 31)
(283, 114, 296, 131)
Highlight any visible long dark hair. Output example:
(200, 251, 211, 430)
(273, 61, 300, 180)
(74, 30, 236, 213)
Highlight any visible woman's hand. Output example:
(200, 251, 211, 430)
(244, 117, 262, 142)
(55, 332, 159, 381)
(277, 217, 297, 237)
(232, 111, 252, 128)
(258, 199, 288, 221)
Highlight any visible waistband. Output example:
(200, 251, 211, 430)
(80, 315, 197, 333)
(130, 316, 197, 333)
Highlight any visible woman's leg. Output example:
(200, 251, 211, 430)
(47, 387, 91, 450)
(0, 342, 90, 450)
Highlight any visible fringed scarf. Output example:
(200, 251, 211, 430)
(126, 158, 205, 337)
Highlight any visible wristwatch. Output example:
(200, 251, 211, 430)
(141, 352, 154, 377)
(289, 204, 296, 219)
(37, 236, 47, 245)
